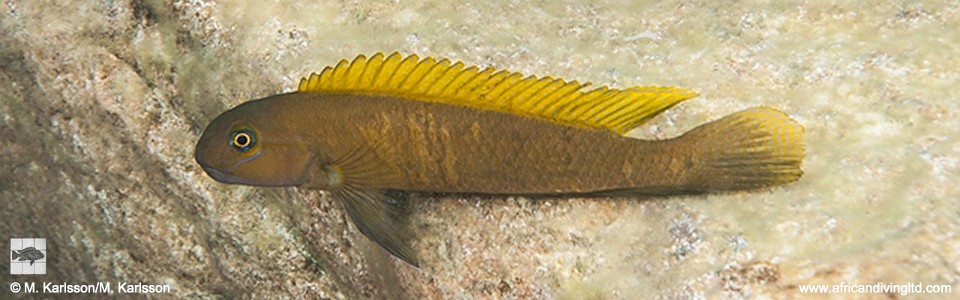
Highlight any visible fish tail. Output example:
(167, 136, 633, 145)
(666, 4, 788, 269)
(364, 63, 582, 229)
(12, 250, 20, 260)
(681, 107, 804, 191)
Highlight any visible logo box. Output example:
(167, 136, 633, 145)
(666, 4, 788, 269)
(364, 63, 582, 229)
(10, 238, 47, 275)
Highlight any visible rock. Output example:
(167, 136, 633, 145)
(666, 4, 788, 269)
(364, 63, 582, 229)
(2, 1, 957, 298)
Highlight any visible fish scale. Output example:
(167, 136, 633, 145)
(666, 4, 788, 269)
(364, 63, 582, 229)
(358, 96, 642, 194)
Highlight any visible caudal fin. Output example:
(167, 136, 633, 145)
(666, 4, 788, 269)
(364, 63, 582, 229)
(682, 107, 804, 191)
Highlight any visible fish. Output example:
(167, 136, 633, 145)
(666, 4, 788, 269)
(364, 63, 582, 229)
(195, 52, 804, 266)
(12, 247, 45, 265)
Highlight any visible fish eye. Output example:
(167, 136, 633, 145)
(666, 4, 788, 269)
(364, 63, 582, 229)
(230, 129, 255, 152)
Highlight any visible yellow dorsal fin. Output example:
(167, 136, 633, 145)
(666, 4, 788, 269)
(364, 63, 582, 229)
(298, 52, 698, 135)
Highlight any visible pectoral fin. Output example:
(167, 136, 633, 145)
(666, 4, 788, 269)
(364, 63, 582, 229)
(333, 184, 418, 267)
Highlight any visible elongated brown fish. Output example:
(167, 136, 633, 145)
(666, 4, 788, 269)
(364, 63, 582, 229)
(195, 53, 804, 266)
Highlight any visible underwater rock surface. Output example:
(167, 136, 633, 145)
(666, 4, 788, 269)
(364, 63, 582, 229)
(2, 0, 957, 298)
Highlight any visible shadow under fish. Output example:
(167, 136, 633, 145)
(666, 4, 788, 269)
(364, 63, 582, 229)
(195, 53, 805, 267)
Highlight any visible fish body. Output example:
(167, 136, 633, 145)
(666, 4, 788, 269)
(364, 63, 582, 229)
(199, 92, 791, 195)
(12, 247, 44, 265)
(195, 53, 805, 266)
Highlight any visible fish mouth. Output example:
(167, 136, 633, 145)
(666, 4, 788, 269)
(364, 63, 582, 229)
(200, 165, 247, 185)
(200, 164, 306, 187)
